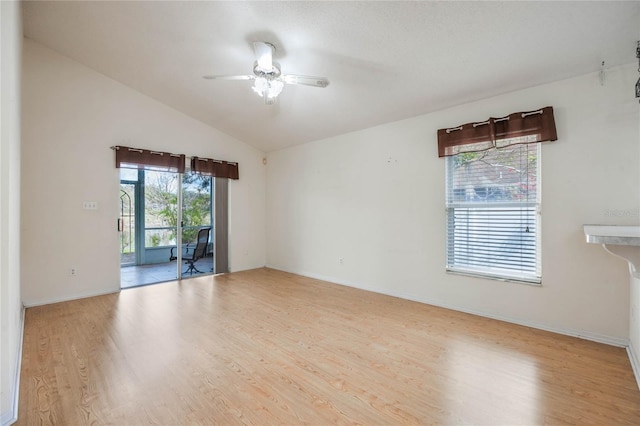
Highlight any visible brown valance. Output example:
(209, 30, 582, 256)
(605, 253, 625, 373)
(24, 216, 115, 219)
(191, 157, 239, 180)
(113, 146, 185, 173)
(437, 106, 557, 157)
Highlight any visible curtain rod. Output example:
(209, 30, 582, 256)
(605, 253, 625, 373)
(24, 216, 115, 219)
(445, 109, 544, 133)
(111, 146, 237, 164)
(110, 146, 182, 158)
(192, 157, 238, 165)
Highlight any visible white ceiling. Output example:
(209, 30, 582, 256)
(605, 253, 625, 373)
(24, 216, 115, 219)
(23, 1, 640, 152)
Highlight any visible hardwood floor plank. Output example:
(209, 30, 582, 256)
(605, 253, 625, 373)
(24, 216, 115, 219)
(17, 268, 640, 425)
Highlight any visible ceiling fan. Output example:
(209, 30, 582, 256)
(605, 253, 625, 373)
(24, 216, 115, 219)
(203, 41, 329, 105)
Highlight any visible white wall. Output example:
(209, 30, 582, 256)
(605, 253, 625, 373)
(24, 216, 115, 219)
(630, 272, 640, 385)
(21, 40, 266, 306)
(630, 104, 640, 382)
(267, 64, 640, 344)
(0, 1, 23, 424)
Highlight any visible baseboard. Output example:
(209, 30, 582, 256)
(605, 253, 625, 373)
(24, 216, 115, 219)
(23, 288, 119, 308)
(266, 264, 628, 348)
(1, 305, 25, 426)
(0, 412, 13, 425)
(627, 340, 640, 391)
(0, 407, 14, 425)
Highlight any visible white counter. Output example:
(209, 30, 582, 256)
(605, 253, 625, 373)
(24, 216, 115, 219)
(584, 225, 640, 246)
(584, 225, 640, 279)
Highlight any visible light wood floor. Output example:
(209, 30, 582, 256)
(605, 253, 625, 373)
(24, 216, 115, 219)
(17, 268, 640, 425)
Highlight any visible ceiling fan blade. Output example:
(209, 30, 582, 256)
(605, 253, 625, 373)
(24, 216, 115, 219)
(202, 75, 254, 81)
(283, 74, 329, 88)
(253, 42, 273, 72)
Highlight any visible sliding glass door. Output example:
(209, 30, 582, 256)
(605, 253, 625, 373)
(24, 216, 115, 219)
(180, 171, 213, 276)
(119, 168, 214, 288)
(119, 179, 137, 267)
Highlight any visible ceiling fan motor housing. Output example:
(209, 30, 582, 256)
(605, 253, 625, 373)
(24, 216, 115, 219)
(253, 62, 281, 79)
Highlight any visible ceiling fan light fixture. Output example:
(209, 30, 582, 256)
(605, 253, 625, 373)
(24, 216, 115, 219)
(252, 77, 269, 96)
(252, 77, 284, 101)
(268, 79, 284, 98)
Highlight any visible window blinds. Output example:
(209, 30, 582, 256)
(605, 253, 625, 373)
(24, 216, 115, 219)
(445, 143, 541, 283)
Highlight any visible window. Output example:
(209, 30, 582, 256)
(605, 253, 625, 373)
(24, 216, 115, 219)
(438, 106, 556, 283)
(445, 143, 541, 283)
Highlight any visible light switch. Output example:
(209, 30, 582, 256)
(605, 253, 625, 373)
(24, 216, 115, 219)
(83, 201, 98, 210)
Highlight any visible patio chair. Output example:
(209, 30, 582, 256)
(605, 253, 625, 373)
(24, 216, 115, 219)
(170, 227, 211, 275)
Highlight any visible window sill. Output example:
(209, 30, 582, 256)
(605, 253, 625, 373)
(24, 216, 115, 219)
(446, 268, 542, 286)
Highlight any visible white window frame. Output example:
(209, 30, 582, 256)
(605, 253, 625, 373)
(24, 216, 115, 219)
(445, 144, 542, 285)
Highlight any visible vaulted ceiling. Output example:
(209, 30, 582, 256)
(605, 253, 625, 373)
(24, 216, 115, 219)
(23, 1, 640, 152)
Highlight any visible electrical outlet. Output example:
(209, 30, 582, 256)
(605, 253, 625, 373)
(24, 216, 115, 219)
(339, 258, 344, 265)
(82, 201, 98, 210)
(70, 268, 76, 276)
